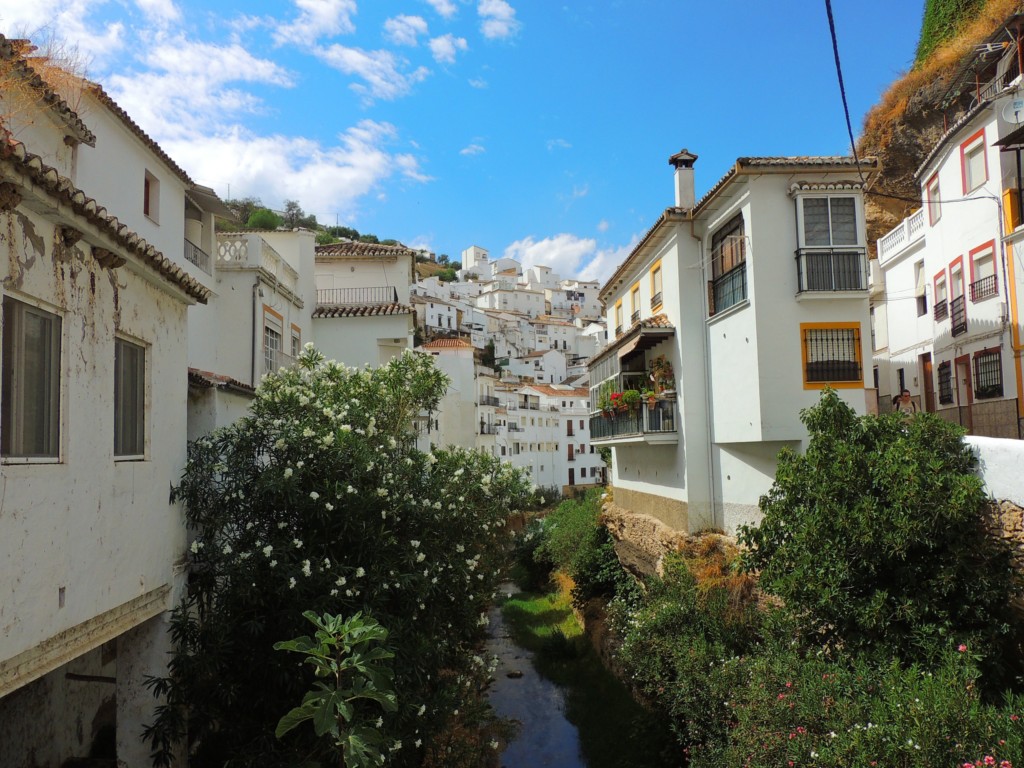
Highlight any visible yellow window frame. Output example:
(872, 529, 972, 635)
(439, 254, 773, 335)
(799, 321, 863, 390)
(650, 260, 663, 311)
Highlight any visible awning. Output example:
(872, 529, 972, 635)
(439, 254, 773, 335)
(617, 328, 673, 360)
(996, 122, 1024, 149)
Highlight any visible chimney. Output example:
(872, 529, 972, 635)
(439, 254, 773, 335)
(668, 149, 698, 209)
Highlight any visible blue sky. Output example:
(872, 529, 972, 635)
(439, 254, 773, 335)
(1, 1, 923, 280)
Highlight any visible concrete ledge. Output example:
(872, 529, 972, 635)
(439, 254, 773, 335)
(611, 487, 688, 532)
(0, 585, 170, 699)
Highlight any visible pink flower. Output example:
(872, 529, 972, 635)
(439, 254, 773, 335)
(958, 644, 968, 652)
(999, 761, 1011, 768)
(985, 758, 996, 767)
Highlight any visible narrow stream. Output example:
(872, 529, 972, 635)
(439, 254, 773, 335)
(485, 585, 586, 768)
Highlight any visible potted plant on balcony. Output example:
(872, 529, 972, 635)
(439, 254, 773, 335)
(598, 389, 613, 419)
(649, 355, 676, 397)
(610, 391, 626, 414)
(642, 388, 657, 411)
(621, 389, 642, 413)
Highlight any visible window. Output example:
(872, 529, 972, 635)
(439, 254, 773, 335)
(915, 260, 927, 316)
(801, 323, 862, 388)
(650, 261, 663, 310)
(961, 130, 987, 194)
(969, 243, 997, 302)
(291, 325, 302, 359)
(1, 296, 61, 458)
(114, 338, 145, 458)
(934, 273, 948, 321)
(143, 170, 160, 223)
(926, 173, 941, 224)
(709, 213, 746, 314)
(630, 283, 640, 323)
(614, 300, 623, 336)
(938, 361, 953, 404)
(800, 197, 858, 247)
(263, 306, 283, 374)
(973, 349, 1003, 399)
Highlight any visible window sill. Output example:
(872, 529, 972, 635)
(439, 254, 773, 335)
(1, 456, 62, 465)
(115, 455, 147, 463)
(706, 298, 749, 325)
(795, 290, 867, 301)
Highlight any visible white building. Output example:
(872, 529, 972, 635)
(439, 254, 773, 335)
(412, 294, 461, 335)
(0, 38, 212, 764)
(873, 19, 1024, 439)
(590, 149, 876, 535)
(312, 240, 416, 367)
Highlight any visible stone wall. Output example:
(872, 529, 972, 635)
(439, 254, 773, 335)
(610, 487, 688, 534)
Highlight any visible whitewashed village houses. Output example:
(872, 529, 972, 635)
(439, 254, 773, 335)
(0, 38, 217, 764)
(590, 150, 877, 534)
(873, 15, 1024, 439)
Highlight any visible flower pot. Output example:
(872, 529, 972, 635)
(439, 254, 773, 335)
(646, 398, 656, 411)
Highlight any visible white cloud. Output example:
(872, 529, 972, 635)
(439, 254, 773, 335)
(383, 15, 428, 47)
(164, 121, 429, 222)
(429, 33, 467, 64)
(468, 76, 488, 89)
(274, 0, 357, 46)
(460, 143, 485, 156)
(547, 138, 571, 151)
(597, 219, 609, 233)
(478, 0, 520, 40)
(502, 233, 634, 283)
(424, 0, 458, 19)
(134, 0, 180, 24)
(315, 44, 430, 103)
(0, 0, 125, 63)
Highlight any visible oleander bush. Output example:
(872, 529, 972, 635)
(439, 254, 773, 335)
(143, 348, 530, 767)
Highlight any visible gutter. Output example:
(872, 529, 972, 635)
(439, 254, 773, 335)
(690, 215, 719, 531)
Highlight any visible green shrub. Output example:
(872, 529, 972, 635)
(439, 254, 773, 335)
(143, 348, 530, 767)
(739, 389, 1020, 682)
(246, 207, 284, 229)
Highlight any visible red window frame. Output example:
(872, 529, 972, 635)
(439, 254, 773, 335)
(959, 128, 988, 195)
(926, 172, 941, 225)
(967, 239, 998, 299)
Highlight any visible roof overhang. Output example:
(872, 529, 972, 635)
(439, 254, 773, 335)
(589, 316, 675, 369)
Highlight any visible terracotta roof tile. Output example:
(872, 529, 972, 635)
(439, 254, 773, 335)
(639, 313, 674, 329)
(0, 38, 95, 146)
(522, 384, 589, 397)
(0, 137, 210, 303)
(188, 368, 255, 394)
(316, 240, 420, 259)
(421, 337, 474, 349)
(312, 303, 413, 318)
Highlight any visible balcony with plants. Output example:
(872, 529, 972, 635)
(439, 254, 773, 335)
(589, 354, 678, 445)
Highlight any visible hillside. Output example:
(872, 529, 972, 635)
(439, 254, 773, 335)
(858, 0, 1022, 249)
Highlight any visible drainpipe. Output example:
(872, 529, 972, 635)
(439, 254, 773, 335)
(690, 215, 719, 531)
(251, 276, 261, 386)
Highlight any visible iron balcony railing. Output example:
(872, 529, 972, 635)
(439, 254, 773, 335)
(951, 295, 968, 336)
(650, 291, 662, 309)
(263, 349, 296, 377)
(795, 248, 867, 292)
(184, 238, 211, 274)
(708, 263, 747, 315)
(589, 400, 678, 441)
(479, 395, 500, 407)
(317, 286, 399, 306)
(969, 274, 998, 302)
(615, 324, 623, 336)
(507, 423, 523, 432)
(630, 310, 640, 324)
(934, 298, 948, 321)
(478, 423, 498, 435)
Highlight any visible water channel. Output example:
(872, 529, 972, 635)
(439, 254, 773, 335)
(485, 583, 676, 768)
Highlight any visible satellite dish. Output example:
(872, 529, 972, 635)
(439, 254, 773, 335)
(1002, 96, 1024, 124)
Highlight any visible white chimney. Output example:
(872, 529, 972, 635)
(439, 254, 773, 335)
(669, 149, 698, 209)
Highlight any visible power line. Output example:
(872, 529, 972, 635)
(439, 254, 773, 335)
(824, 0, 867, 187)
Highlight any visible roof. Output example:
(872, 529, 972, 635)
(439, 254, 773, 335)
(0, 37, 96, 146)
(188, 368, 256, 395)
(0, 136, 210, 303)
(421, 337, 474, 349)
(316, 240, 420, 259)
(600, 155, 878, 301)
(87, 82, 193, 185)
(312, 303, 412, 318)
(588, 314, 675, 367)
(522, 384, 588, 397)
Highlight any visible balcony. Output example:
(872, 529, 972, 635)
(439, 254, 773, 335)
(951, 295, 968, 336)
(970, 274, 998, 302)
(650, 291, 662, 309)
(934, 298, 948, 321)
(263, 348, 296, 378)
(479, 395, 500, 407)
(507, 423, 523, 432)
(589, 400, 678, 445)
(795, 248, 867, 293)
(878, 209, 925, 265)
(218, 234, 300, 299)
(630, 309, 640, 324)
(478, 423, 498, 435)
(615, 324, 623, 337)
(184, 238, 211, 274)
(317, 286, 399, 306)
(708, 263, 746, 316)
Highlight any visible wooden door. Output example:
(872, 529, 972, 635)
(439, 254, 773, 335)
(955, 354, 973, 432)
(920, 353, 935, 412)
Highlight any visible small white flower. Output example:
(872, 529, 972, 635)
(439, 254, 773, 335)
(417, 705, 426, 716)
(293, 539, 303, 548)
(302, 560, 312, 577)
(263, 545, 273, 557)
(415, 739, 422, 748)
(323, 557, 331, 568)
(222, 544, 232, 555)
(288, 577, 296, 589)
(416, 552, 426, 563)
(269, 559, 277, 568)
(330, 588, 339, 596)
(277, 521, 288, 529)
(190, 540, 200, 554)
(336, 576, 347, 586)
(355, 567, 365, 578)
(325, 502, 334, 511)
(283, 467, 293, 478)
(309, 491, 319, 500)
(340, 424, 352, 433)
(490, 740, 499, 750)
(375, 717, 383, 728)
(410, 540, 421, 548)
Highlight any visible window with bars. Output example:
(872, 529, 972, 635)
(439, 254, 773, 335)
(938, 361, 953, 404)
(801, 324, 862, 388)
(709, 213, 747, 315)
(973, 350, 1003, 399)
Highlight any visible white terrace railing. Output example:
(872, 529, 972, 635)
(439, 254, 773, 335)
(217, 233, 300, 296)
(877, 209, 925, 265)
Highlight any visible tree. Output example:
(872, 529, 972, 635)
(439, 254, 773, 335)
(358, 234, 380, 244)
(437, 254, 450, 266)
(316, 230, 339, 245)
(436, 268, 458, 283)
(450, 261, 461, 271)
(144, 349, 530, 767)
(328, 226, 360, 241)
(247, 207, 284, 229)
(740, 389, 1020, 680)
(282, 200, 304, 228)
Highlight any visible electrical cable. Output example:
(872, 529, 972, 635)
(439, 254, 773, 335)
(825, 0, 867, 187)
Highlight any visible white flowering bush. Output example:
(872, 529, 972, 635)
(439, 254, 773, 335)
(144, 348, 530, 767)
